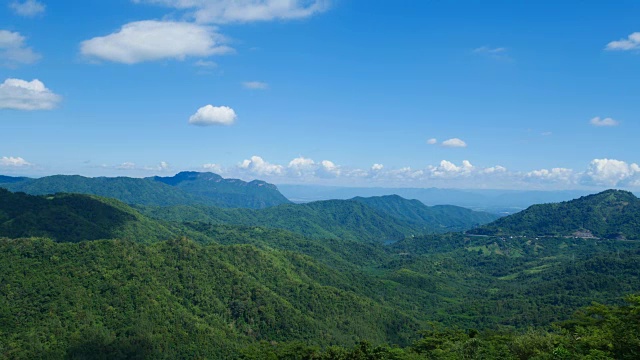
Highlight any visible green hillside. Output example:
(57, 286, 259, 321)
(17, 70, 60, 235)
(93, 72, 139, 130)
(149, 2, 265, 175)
(150, 171, 291, 208)
(351, 195, 499, 232)
(140, 199, 430, 243)
(0, 188, 175, 242)
(0, 237, 419, 358)
(140, 196, 497, 243)
(470, 189, 640, 239)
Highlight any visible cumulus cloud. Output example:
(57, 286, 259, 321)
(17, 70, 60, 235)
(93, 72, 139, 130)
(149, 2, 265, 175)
(152, 161, 170, 171)
(80, 20, 233, 64)
(189, 105, 237, 126)
(202, 163, 222, 172)
(317, 160, 341, 178)
(482, 165, 507, 174)
(426, 138, 437, 145)
(526, 168, 575, 183)
(606, 32, 640, 51)
(0, 78, 62, 110)
(583, 159, 640, 186)
(239, 156, 284, 176)
(590, 116, 619, 127)
(134, 0, 330, 24)
(0, 30, 40, 66)
(243, 81, 268, 90)
(371, 164, 384, 171)
(441, 138, 467, 148)
(0, 156, 31, 167)
(428, 160, 474, 178)
(288, 156, 316, 176)
(9, 0, 45, 17)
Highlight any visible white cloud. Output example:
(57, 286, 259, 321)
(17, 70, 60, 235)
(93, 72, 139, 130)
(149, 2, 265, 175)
(117, 162, 136, 170)
(156, 161, 170, 171)
(317, 160, 341, 178)
(189, 105, 237, 126)
(428, 160, 474, 178)
(9, 0, 45, 17)
(203, 163, 222, 172)
(606, 32, 640, 51)
(80, 20, 233, 64)
(526, 168, 574, 183)
(426, 138, 437, 145)
(288, 156, 315, 176)
(0, 156, 31, 167)
(371, 163, 384, 171)
(590, 116, 619, 127)
(482, 165, 507, 174)
(583, 158, 640, 186)
(441, 138, 467, 148)
(388, 167, 424, 180)
(134, 0, 330, 24)
(0, 30, 40, 66)
(239, 156, 284, 176)
(0, 78, 61, 110)
(243, 81, 269, 90)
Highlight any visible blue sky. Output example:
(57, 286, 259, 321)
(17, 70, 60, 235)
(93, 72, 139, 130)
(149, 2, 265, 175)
(1, 0, 639, 190)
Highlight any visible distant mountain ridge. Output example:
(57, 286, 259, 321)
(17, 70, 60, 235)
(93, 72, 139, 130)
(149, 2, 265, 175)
(278, 184, 593, 214)
(351, 195, 499, 232)
(150, 171, 290, 208)
(0, 172, 291, 209)
(469, 189, 640, 239)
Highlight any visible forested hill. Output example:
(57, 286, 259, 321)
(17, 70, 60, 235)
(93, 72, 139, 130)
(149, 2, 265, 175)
(140, 199, 424, 243)
(0, 172, 290, 209)
(149, 171, 291, 208)
(139, 196, 499, 243)
(469, 189, 640, 239)
(351, 195, 499, 232)
(0, 188, 175, 242)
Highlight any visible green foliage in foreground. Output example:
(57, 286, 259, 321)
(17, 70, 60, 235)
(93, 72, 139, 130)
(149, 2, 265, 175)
(0, 237, 419, 359)
(1, 234, 640, 359)
(241, 293, 640, 359)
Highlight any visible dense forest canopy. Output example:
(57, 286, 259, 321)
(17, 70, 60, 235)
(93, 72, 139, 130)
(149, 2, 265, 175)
(1, 186, 639, 358)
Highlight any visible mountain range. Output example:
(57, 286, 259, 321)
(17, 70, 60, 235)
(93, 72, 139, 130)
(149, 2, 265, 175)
(278, 184, 594, 214)
(0, 172, 291, 209)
